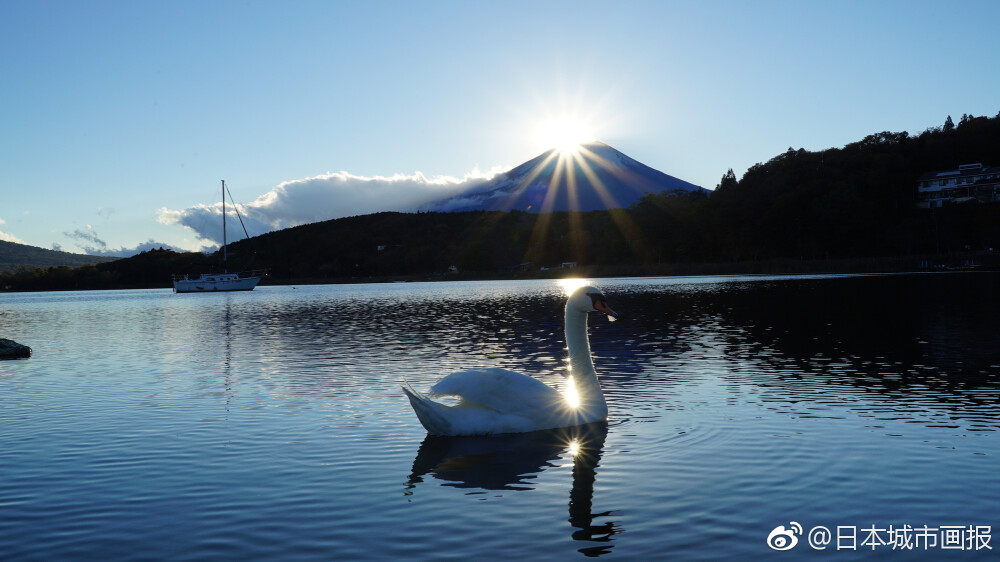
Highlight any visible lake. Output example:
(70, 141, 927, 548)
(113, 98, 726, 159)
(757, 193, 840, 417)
(1, 274, 997, 560)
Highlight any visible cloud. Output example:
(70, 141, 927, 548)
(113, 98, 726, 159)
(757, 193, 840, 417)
(64, 225, 107, 250)
(0, 230, 25, 244)
(80, 239, 186, 258)
(157, 167, 504, 245)
(62, 225, 182, 257)
(0, 217, 21, 243)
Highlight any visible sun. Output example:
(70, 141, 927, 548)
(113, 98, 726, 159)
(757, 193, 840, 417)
(534, 116, 595, 155)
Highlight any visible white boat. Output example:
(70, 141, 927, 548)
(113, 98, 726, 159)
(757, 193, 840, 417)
(172, 180, 266, 293)
(172, 271, 264, 293)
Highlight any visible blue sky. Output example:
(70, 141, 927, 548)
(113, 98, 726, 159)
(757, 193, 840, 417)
(2, 0, 999, 255)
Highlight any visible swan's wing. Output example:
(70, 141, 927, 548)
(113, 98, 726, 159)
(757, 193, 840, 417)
(429, 368, 563, 413)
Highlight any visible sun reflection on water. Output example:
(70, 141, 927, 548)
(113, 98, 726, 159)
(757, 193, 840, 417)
(558, 277, 589, 295)
(567, 439, 581, 457)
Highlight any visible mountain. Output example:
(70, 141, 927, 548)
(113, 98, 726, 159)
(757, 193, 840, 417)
(0, 240, 116, 273)
(422, 141, 705, 213)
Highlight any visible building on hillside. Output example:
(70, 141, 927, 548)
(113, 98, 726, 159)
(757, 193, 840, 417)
(917, 163, 1000, 208)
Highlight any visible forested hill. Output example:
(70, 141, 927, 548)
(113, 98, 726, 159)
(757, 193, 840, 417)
(2, 112, 1000, 291)
(706, 112, 1000, 260)
(0, 239, 116, 273)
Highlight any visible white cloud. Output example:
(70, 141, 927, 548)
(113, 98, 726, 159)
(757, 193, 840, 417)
(0, 216, 24, 243)
(157, 167, 504, 245)
(0, 230, 25, 244)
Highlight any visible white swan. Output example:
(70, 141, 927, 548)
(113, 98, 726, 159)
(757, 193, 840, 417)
(403, 285, 618, 436)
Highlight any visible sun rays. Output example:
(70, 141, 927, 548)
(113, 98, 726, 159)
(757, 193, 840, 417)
(508, 143, 648, 268)
(457, 107, 650, 276)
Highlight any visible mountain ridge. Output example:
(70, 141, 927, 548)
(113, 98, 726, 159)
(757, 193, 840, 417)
(421, 141, 704, 213)
(0, 239, 117, 273)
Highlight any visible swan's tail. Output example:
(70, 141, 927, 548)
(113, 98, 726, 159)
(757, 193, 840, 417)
(402, 384, 452, 436)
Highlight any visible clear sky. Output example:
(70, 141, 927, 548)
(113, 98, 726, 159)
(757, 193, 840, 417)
(3, 0, 999, 255)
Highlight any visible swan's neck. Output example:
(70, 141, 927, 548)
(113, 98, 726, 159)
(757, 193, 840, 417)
(565, 308, 607, 420)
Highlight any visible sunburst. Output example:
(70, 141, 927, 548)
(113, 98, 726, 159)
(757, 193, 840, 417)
(465, 107, 645, 273)
(534, 116, 594, 155)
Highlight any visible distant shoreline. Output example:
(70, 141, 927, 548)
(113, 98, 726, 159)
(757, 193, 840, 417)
(2, 250, 995, 293)
(263, 251, 998, 287)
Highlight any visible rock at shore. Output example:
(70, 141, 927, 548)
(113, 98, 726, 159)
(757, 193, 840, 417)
(0, 338, 32, 359)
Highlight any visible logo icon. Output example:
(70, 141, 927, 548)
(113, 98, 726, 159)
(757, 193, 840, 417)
(767, 522, 803, 551)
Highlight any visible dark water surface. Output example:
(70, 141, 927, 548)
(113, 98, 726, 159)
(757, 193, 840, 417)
(1, 274, 997, 559)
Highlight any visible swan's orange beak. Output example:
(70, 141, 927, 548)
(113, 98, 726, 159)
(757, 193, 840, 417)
(593, 299, 619, 321)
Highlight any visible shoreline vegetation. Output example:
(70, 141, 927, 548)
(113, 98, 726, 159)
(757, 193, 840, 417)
(3, 111, 1000, 292)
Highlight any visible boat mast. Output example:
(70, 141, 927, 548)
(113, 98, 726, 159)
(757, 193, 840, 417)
(222, 179, 227, 273)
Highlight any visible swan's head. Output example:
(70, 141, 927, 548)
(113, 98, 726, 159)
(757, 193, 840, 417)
(568, 286, 618, 321)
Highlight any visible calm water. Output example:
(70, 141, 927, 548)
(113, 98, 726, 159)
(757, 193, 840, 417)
(1, 274, 998, 560)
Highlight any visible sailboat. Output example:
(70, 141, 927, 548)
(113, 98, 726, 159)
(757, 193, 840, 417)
(172, 180, 266, 293)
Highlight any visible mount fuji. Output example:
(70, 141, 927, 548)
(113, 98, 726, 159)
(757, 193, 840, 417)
(421, 142, 705, 213)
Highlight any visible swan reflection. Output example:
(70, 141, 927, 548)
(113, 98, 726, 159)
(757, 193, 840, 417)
(405, 422, 621, 556)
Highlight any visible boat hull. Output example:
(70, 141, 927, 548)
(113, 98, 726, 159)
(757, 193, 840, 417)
(172, 273, 263, 293)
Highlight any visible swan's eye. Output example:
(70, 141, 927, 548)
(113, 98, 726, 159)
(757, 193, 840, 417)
(586, 294, 606, 310)
(587, 292, 618, 321)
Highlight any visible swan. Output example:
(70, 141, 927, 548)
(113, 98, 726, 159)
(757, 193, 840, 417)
(402, 285, 618, 436)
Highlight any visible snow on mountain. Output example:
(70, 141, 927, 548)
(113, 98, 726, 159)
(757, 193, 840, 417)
(420, 142, 704, 213)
